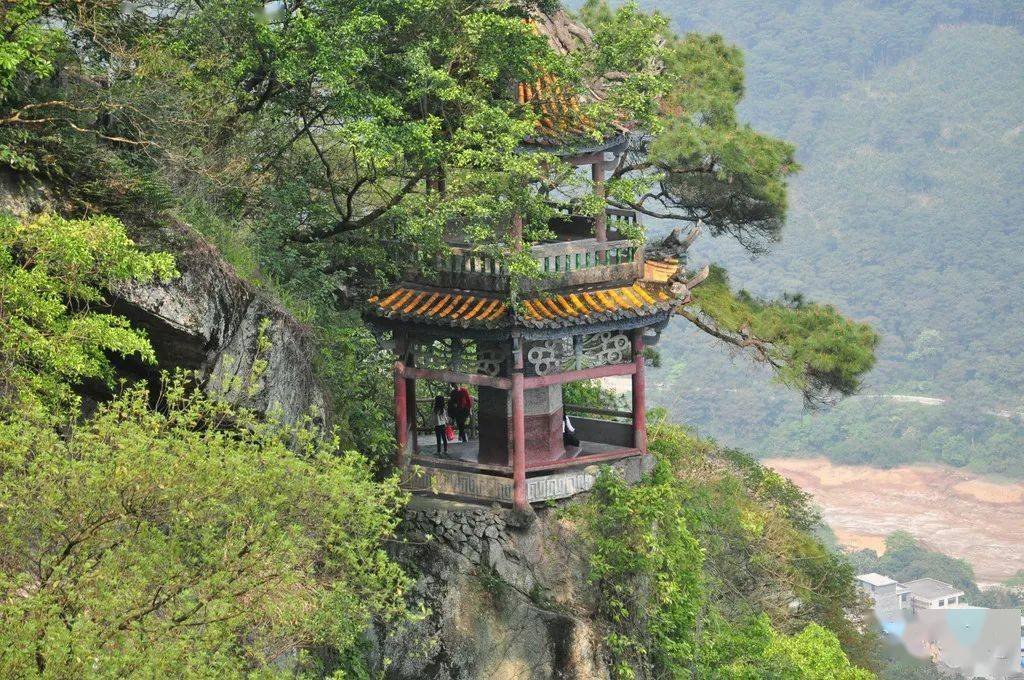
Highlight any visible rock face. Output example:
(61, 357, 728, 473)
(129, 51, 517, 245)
(0, 169, 329, 425)
(109, 219, 329, 426)
(372, 498, 610, 680)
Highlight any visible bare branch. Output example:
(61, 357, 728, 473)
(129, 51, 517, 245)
(678, 308, 783, 371)
(290, 172, 425, 242)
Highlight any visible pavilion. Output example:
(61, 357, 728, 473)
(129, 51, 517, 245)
(363, 12, 694, 512)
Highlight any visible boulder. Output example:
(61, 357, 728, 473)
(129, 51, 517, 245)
(0, 169, 329, 426)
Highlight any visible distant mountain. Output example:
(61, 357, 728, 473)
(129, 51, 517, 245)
(628, 1, 1024, 473)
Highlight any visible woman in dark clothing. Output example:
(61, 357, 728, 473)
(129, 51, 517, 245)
(433, 395, 449, 455)
(447, 383, 473, 443)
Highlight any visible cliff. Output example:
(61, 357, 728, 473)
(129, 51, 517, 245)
(0, 169, 329, 425)
(372, 498, 610, 679)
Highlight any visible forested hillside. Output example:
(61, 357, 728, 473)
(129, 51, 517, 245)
(0, 1, 885, 676)
(632, 0, 1024, 473)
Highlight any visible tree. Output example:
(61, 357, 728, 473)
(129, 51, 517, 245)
(681, 266, 879, 405)
(762, 622, 874, 680)
(1, 1, 878, 405)
(0, 376, 409, 677)
(0, 212, 175, 419)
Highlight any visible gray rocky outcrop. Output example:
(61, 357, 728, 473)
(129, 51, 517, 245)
(0, 168, 329, 425)
(371, 498, 610, 680)
(109, 219, 329, 425)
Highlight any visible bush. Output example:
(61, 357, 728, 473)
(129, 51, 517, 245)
(0, 211, 175, 419)
(0, 376, 409, 677)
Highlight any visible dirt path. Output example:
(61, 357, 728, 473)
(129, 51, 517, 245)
(763, 457, 1024, 584)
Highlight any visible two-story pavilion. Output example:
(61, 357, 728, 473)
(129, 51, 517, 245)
(363, 11, 690, 512)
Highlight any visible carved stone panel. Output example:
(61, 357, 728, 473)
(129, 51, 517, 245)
(579, 331, 631, 369)
(525, 338, 571, 376)
(524, 331, 631, 376)
(409, 338, 508, 376)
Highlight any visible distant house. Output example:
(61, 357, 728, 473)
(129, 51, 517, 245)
(903, 577, 966, 610)
(901, 608, 1023, 679)
(856, 572, 911, 612)
(856, 573, 1024, 678)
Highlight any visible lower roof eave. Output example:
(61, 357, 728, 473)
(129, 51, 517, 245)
(362, 309, 675, 342)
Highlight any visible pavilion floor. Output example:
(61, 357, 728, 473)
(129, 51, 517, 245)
(412, 434, 635, 474)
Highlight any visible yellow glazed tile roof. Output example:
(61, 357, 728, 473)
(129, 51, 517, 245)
(516, 18, 628, 148)
(367, 280, 680, 330)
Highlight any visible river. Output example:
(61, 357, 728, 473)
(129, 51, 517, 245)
(763, 457, 1024, 584)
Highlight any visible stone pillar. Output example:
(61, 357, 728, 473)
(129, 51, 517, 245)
(477, 385, 511, 465)
(477, 384, 564, 464)
(523, 384, 565, 463)
(477, 338, 566, 470)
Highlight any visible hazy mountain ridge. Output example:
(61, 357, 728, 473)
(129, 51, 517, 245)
(632, 1, 1024, 472)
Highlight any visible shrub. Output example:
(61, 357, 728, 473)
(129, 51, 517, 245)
(0, 376, 409, 677)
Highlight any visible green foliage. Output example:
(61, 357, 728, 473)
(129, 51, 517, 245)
(0, 375, 409, 677)
(581, 1, 799, 248)
(574, 461, 703, 678)
(315, 312, 397, 470)
(571, 421, 876, 677)
(0, 0, 61, 169)
(0, 211, 176, 418)
(0, 1, 56, 99)
(562, 379, 627, 410)
(762, 622, 874, 680)
(686, 266, 879, 405)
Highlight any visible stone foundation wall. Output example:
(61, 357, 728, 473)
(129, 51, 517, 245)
(370, 499, 610, 680)
(402, 505, 511, 566)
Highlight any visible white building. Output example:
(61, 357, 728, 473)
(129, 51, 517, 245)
(902, 577, 965, 610)
(856, 572, 911, 612)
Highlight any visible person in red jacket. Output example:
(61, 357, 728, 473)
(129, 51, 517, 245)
(447, 383, 473, 443)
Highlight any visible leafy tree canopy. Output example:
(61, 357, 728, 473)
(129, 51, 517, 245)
(0, 376, 409, 677)
(0, 212, 175, 419)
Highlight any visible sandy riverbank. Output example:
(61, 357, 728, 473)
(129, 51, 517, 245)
(763, 457, 1024, 583)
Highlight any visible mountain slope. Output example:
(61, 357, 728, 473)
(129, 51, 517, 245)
(633, 2, 1024, 471)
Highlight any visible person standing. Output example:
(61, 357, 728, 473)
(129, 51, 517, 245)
(433, 395, 449, 455)
(447, 383, 473, 443)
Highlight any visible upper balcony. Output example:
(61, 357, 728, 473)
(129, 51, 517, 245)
(414, 207, 645, 293)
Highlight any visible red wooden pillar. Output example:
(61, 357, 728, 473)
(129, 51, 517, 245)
(511, 372, 527, 511)
(394, 359, 408, 468)
(511, 338, 528, 512)
(631, 330, 647, 452)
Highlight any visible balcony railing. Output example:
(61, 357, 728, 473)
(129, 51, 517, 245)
(421, 207, 644, 292)
(431, 238, 641, 292)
